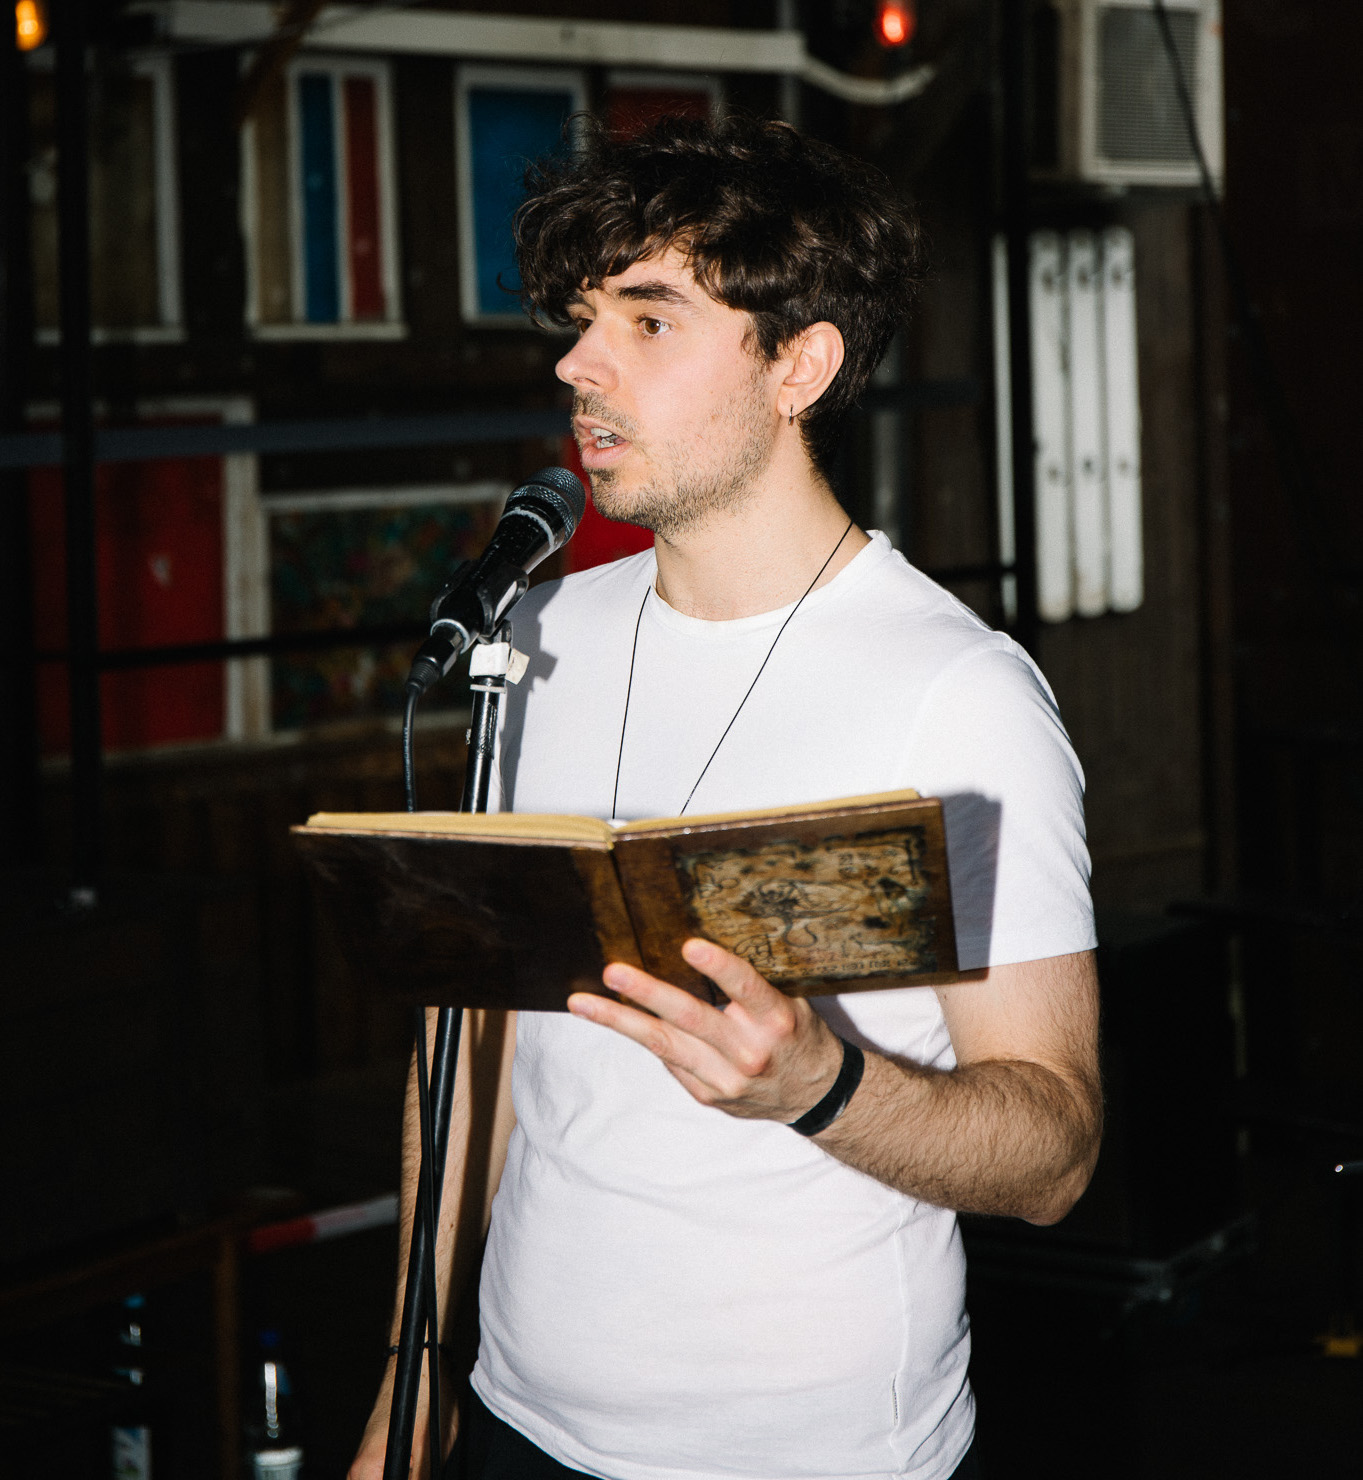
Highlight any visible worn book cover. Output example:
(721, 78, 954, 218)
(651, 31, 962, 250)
(293, 790, 958, 1011)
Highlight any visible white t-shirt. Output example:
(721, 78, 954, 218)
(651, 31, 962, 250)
(471, 533, 1095, 1480)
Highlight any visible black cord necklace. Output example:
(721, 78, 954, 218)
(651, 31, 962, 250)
(610, 517, 855, 821)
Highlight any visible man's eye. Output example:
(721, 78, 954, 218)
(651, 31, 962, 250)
(639, 317, 668, 337)
(570, 317, 591, 336)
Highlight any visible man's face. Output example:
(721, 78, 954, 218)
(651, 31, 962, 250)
(556, 250, 783, 539)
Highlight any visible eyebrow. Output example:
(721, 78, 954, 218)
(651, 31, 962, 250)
(613, 281, 696, 309)
(567, 281, 698, 312)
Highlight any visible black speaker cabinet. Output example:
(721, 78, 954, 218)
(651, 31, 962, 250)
(965, 912, 1242, 1270)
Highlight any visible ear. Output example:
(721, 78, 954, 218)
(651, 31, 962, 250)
(778, 322, 845, 420)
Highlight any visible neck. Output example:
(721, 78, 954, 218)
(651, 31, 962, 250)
(651, 462, 868, 621)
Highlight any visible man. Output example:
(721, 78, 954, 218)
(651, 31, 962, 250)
(353, 115, 1100, 1480)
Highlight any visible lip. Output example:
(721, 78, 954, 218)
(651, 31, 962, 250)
(573, 415, 633, 469)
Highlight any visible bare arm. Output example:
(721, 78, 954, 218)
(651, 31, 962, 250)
(348, 1008, 517, 1480)
(568, 942, 1101, 1227)
(817, 953, 1101, 1223)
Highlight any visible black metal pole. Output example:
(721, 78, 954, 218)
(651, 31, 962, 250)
(385, 652, 508, 1480)
(383, 1005, 462, 1480)
(999, 0, 1039, 657)
(459, 677, 503, 814)
(0, 23, 42, 864)
(55, 0, 101, 904)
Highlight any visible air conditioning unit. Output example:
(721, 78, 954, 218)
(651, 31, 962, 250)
(1032, 0, 1223, 189)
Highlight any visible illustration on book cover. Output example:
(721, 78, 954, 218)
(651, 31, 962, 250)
(677, 827, 940, 983)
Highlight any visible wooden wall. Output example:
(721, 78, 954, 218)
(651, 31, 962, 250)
(36, 724, 467, 1081)
(1219, 4, 1363, 1106)
(1037, 204, 1208, 913)
(12, 4, 1307, 1257)
(896, 94, 1214, 916)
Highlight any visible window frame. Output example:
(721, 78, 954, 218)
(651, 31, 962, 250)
(241, 53, 405, 340)
(454, 63, 588, 328)
(29, 48, 184, 345)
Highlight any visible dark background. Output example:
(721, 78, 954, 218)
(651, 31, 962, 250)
(2, 2, 1361, 1476)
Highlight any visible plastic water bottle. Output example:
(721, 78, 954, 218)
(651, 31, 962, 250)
(111, 1293, 152, 1480)
(245, 1328, 303, 1479)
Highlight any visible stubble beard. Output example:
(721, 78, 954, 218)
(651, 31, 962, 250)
(575, 373, 776, 541)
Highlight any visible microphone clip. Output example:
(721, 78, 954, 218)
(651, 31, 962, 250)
(427, 559, 472, 623)
(407, 559, 531, 697)
(468, 628, 529, 687)
(428, 557, 531, 645)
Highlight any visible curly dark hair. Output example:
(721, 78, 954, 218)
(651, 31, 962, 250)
(513, 113, 925, 480)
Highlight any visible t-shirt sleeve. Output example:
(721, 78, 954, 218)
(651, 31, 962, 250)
(904, 642, 1096, 970)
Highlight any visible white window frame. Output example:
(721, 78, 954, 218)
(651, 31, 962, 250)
(455, 64, 587, 327)
(31, 50, 184, 345)
(241, 54, 405, 340)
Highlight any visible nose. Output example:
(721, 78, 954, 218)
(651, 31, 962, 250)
(555, 321, 615, 394)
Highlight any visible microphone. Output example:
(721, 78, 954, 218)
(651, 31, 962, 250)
(405, 466, 586, 695)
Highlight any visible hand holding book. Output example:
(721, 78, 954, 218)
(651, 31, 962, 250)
(293, 790, 958, 1012)
(569, 936, 852, 1126)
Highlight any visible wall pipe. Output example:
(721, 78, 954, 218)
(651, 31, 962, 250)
(0, 24, 42, 863)
(55, 0, 102, 904)
(142, 4, 937, 108)
(998, 0, 1039, 657)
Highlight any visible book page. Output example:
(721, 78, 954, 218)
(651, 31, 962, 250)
(300, 811, 617, 846)
(301, 789, 924, 849)
(617, 788, 923, 838)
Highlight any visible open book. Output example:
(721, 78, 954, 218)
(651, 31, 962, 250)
(293, 790, 957, 1011)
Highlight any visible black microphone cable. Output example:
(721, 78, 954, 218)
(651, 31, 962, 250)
(403, 684, 420, 813)
(394, 463, 583, 1480)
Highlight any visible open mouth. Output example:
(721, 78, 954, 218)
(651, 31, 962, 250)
(576, 419, 632, 464)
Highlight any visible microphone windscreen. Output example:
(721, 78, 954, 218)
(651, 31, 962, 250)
(520, 466, 587, 532)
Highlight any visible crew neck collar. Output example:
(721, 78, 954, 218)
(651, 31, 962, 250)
(643, 530, 892, 638)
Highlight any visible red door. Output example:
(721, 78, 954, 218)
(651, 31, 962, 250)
(30, 427, 226, 753)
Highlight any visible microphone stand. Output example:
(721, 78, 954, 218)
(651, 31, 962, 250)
(384, 625, 516, 1480)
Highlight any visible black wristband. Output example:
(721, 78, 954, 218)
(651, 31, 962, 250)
(788, 1037, 865, 1137)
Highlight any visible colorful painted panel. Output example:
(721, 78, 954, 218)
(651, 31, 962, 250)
(268, 498, 501, 730)
(344, 75, 385, 319)
(247, 62, 394, 327)
(460, 72, 583, 322)
(298, 71, 341, 323)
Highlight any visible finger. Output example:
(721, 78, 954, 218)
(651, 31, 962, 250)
(680, 938, 794, 1022)
(601, 962, 741, 1045)
(568, 986, 712, 1062)
(606, 954, 800, 1080)
(565, 988, 754, 1107)
(568, 990, 750, 1095)
(605, 963, 783, 1074)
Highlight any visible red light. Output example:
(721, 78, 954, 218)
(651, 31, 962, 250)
(876, 0, 916, 49)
